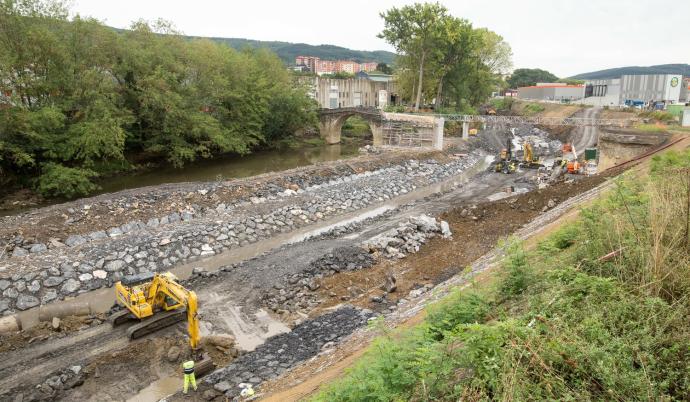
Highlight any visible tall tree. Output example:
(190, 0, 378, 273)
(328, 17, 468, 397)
(430, 16, 473, 109)
(507, 68, 558, 88)
(379, 2, 448, 111)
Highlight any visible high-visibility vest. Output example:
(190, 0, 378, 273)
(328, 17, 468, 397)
(183, 360, 195, 375)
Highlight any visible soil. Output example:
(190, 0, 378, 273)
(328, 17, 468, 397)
(309, 174, 608, 315)
(0, 315, 101, 354)
(62, 337, 191, 401)
(599, 109, 639, 120)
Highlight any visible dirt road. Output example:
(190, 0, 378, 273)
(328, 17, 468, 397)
(571, 106, 601, 152)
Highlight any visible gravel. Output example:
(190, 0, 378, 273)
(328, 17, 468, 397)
(0, 154, 480, 314)
(203, 306, 374, 399)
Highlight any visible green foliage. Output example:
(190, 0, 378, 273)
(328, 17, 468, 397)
(498, 242, 532, 298)
(383, 105, 406, 113)
(37, 163, 99, 198)
(315, 161, 690, 401)
(341, 116, 370, 136)
(557, 78, 584, 85)
(651, 149, 690, 172)
(211, 37, 396, 65)
(639, 110, 675, 122)
(425, 291, 490, 340)
(375, 62, 393, 75)
(635, 123, 668, 132)
(522, 103, 546, 115)
(380, 4, 512, 111)
(319, 71, 356, 79)
(507, 68, 559, 88)
(0, 0, 316, 196)
(489, 97, 514, 111)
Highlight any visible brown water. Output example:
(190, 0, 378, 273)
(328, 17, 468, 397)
(0, 141, 363, 217)
(98, 142, 362, 194)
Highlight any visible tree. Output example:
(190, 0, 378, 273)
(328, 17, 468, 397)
(379, 2, 448, 111)
(429, 16, 473, 109)
(507, 68, 559, 88)
(376, 62, 393, 74)
(0, 0, 317, 198)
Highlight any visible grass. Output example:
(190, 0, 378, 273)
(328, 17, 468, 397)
(521, 102, 546, 116)
(635, 123, 668, 132)
(313, 149, 690, 401)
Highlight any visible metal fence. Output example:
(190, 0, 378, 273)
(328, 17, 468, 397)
(432, 114, 638, 127)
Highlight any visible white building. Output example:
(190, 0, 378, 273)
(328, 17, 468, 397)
(582, 74, 683, 107)
(517, 83, 585, 102)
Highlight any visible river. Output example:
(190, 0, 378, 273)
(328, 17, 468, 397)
(0, 141, 364, 216)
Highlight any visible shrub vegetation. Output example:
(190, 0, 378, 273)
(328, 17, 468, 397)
(314, 150, 690, 401)
(0, 0, 317, 197)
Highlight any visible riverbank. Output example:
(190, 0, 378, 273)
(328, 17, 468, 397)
(0, 136, 365, 217)
(0, 146, 481, 315)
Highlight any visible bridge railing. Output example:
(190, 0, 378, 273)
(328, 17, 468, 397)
(427, 114, 639, 127)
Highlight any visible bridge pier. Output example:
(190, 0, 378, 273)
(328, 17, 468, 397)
(371, 122, 383, 146)
(318, 117, 345, 145)
(462, 121, 469, 140)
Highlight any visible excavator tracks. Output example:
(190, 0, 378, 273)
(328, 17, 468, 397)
(125, 309, 187, 340)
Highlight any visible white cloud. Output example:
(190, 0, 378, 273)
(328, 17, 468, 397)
(72, 0, 689, 77)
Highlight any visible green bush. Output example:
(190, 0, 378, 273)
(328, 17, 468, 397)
(36, 163, 99, 198)
(384, 105, 406, 113)
(522, 103, 546, 116)
(425, 291, 490, 340)
(651, 148, 690, 172)
(489, 97, 514, 111)
(639, 110, 675, 122)
(498, 242, 532, 298)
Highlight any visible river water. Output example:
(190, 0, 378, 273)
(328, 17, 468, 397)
(0, 141, 363, 216)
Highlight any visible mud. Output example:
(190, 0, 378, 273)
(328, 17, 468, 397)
(170, 306, 374, 401)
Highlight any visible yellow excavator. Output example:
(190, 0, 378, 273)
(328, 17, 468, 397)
(494, 138, 517, 174)
(519, 141, 543, 169)
(110, 272, 200, 349)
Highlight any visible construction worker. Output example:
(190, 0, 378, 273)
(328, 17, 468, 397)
(182, 360, 198, 394)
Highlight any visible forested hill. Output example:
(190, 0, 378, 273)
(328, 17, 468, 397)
(196, 37, 397, 65)
(571, 64, 690, 80)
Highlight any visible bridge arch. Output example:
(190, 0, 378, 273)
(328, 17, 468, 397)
(318, 108, 384, 146)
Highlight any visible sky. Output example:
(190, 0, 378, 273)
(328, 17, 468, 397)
(71, 0, 689, 78)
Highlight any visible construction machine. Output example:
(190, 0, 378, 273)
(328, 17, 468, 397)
(494, 138, 517, 174)
(110, 272, 201, 349)
(566, 144, 582, 174)
(519, 141, 543, 169)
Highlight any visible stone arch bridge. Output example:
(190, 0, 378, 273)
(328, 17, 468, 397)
(318, 107, 639, 146)
(318, 107, 384, 145)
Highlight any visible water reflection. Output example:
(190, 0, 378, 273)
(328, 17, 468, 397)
(98, 142, 360, 194)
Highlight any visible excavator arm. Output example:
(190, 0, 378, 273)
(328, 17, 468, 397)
(147, 273, 201, 349)
(113, 272, 201, 349)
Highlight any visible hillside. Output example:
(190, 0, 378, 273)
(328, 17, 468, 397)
(198, 37, 397, 65)
(571, 63, 690, 80)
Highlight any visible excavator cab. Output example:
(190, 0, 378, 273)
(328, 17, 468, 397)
(111, 272, 201, 349)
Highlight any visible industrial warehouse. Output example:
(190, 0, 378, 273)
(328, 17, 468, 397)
(517, 73, 686, 108)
